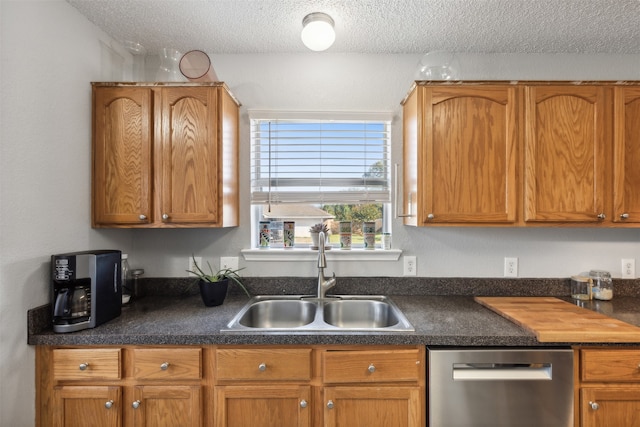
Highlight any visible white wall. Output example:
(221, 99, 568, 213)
(1, 2, 640, 424)
(132, 52, 640, 279)
(0, 2, 133, 425)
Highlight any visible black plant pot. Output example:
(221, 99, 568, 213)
(198, 279, 229, 307)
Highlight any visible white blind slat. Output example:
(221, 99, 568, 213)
(250, 115, 391, 205)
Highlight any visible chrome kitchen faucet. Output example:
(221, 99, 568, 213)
(316, 231, 336, 299)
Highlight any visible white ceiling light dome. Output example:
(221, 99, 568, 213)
(301, 12, 335, 51)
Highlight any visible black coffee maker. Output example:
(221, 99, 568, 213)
(51, 250, 122, 333)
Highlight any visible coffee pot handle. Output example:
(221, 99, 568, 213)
(53, 288, 70, 317)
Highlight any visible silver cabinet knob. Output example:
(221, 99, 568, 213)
(621, 213, 630, 219)
(139, 214, 147, 220)
(79, 363, 89, 371)
(160, 362, 169, 371)
(589, 401, 599, 410)
(258, 363, 267, 372)
(597, 213, 606, 220)
(162, 213, 169, 220)
(327, 400, 334, 409)
(104, 400, 114, 409)
(132, 400, 141, 409)
(368, 364, 376, 373)
(300, 400, 308, 408)
(427, 214, 435, 220)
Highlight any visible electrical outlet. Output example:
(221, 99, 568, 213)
(622, 258, 635, 279)
(403, 256, 417, 276)
(220, 256, 239, 271)
(188, 256, 202, 277)
(504, 257, 518, 277)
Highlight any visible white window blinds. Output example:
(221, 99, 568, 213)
(250, 111, 391, 205)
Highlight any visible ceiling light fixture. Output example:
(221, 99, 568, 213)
(301, 12, 335, 51)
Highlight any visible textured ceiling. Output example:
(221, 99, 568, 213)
(66, 0, 640, 55)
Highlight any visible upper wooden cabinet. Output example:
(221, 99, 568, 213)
(613, 86, 640, 224)
(524, 85, 610, 223)
(402, 81, 640, 227)
(92, 83, 240, 228)
(402, 84, 518, 225)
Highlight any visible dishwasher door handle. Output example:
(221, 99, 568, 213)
(452, 363, 553, 380)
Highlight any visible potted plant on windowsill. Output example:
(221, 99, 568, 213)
(309, 223, 329, 249)
(187, 256, 250, 307)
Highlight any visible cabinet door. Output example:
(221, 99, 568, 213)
(159, 87, 220, 225)
(323, 386, 422, 427)
(581, 388, 640, 427)
(421, 85, 518, 224)
(214, 385, 311, 427)
(524, 85, 609, 222)
(93, 87, 153, 226)
(613, 86, 640, 223)
(131, 385, 201, 427)
(53, 385, 121, 427)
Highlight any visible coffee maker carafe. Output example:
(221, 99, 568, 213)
(52, 250, 122, 333)
(53, 284, 90, 319)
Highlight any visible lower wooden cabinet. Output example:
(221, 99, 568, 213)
(323, 386, 422, 427)
(576, 347, 640, 427)
(39, 346, 203, 427)
(129, 385, 201, 427)
(580, 388, 640, 427)
(213, 346, 425, 427)
(53, 385, 122, 427)
(214, 385, 311, 427)
(37, 345, 425, 427)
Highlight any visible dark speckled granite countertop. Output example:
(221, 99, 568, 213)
(28, 277, 640, 347)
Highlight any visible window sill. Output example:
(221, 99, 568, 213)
(241, 248, 402, 262)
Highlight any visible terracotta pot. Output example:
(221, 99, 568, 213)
(198, 279, 228, 307)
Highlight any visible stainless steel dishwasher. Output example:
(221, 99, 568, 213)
(428, 348, 573, 427)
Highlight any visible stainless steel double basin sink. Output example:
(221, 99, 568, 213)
(222, 295, 414, 333)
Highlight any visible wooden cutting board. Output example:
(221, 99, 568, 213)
(475, 296, 640, 343)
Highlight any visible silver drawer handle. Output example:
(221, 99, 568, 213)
(620, 213, 630, 219)
(368, 364, 376, 373)
(300, 400, 308, 408)
(160, 362, 169, 371)
(427, 213, 435, 220)
(258, 363, 267, 372)
(79, 363, 89, 371)
(132, 400, 141, 409)
(162, 213, 170, 220)
(597, 213, 606, 220)
(327, 400, 334, 409)
(589, 401, 599, 410)
(139, 214, 147, 220)
(104, 400, 114, 409)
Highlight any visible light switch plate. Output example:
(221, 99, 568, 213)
(622, 258, 635, 279)
(504, 257, 518, 277)
(220, 256, 239, 271)
(403, 256, 417, 276)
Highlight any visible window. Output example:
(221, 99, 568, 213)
(249, 111, 391, 249)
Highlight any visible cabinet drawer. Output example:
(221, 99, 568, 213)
(581, 349, 640, 382)
(323, 349, 421, 383)
(53, 348, 122, 381)
(216, 348, 312, 381)
(132, 348, 202, 380)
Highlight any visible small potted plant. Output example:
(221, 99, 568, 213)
(309, 223, 329, 248)
(187, 256, 250, 307)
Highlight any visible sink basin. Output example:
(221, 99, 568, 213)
(222, 295, 414, 333)
(323, 300, 400, 328)
(238, 299, 316, 328)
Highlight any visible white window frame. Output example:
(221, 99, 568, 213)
(242, 110, 401, 262)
